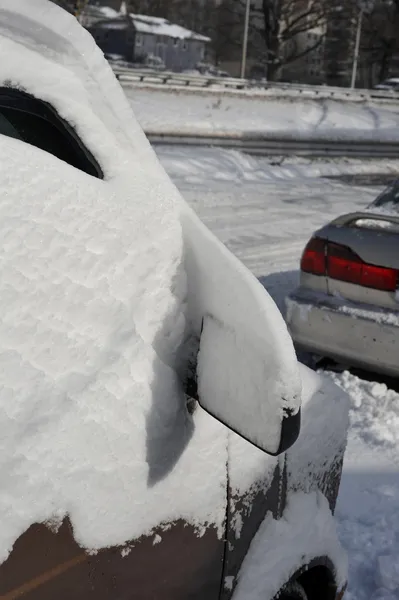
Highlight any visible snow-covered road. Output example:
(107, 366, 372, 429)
(157, 145, 399, 600)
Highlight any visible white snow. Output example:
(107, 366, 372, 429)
(159, 145, 399, 600)
(327, 372, 399, 600)
(156, 146, 399, 185)
(130, 13, 210, 42)
(1, 2, 395, 596)
(353, 218, 399, 231)
(229, 363, 349, 599)
(232, 491, 348, 600)
(126, 87, 399, 141)
(225, 576, 235, 591)
(0, 0, 302, 568)
(0, 0, 228, 562)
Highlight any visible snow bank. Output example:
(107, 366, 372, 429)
(326, 371, 399, 600)
(0, 0, 301, 563)
(328, 371, 399, 452)
(126, 87, 399, 142)
(232, 491, 348, 600)
(156, 145, 399, 186)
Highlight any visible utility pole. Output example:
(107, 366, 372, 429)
(350, 8, 363, 88)
(240, 0, 251, 79)
(351, 0, 375, 88)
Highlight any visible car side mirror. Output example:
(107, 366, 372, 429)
(181, 206, 302, 456)
(196, 315, 300, 455)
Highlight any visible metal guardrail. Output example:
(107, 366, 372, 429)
(146, 131, 399, 158)
(114, 65, 399, 104)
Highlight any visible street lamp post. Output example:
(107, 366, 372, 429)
(240, 0, 251, 79)
(350, 8, 363, 88)
(350, 0, 374, 89)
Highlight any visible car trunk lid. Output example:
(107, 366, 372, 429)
(319, 212, 399, 310)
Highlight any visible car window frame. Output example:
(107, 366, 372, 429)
(371, 180, 399, 209)
(0, 87, 103, 179)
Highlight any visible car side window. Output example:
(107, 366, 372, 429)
(0, 88, 103, 179)
(372, 181, 399, 209)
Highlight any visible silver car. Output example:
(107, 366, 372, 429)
(286, 179, 399, 377)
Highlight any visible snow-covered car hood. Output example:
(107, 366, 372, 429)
(0, 0, 301, 564)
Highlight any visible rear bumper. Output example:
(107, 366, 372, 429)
(286, 289, 399, 377)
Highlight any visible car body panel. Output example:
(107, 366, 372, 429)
(222, 445, 285, 598)
(0, 520, 224, 600)
(287, 286, 399, 376)
(316, 220, 399, 271)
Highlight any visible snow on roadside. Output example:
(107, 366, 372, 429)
(325, 371, 399, 600)
(156, 145, 399, 186)
(127, 87, 399, 141)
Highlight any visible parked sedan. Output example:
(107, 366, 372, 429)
(373, 77, 399, 92)
(286, 179, 399, 377)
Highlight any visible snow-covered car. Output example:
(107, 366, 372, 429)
(286, 180, 399, 377)
(0, 2, 349, 600)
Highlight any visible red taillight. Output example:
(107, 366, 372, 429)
(361, 263, 397, 291)
(328, 243, 363, 283)
(327, 242, 398, 291)
(300, 238, 398, 292)
(300, 237, 326, 275)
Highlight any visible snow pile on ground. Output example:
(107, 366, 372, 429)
(126, 87, 399, 141)
(156, 145, 399, 186)
(325, 371, 399, 600)
(329, 371, 399, 456)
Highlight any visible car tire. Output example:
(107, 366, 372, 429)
(278, 581, 308, 600)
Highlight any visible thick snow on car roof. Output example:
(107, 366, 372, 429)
(0, 0, 301, 563)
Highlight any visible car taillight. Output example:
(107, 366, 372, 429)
(300, 237, 326, 275)
(300, 237, 398, 292)
(328, 242, 398, 291)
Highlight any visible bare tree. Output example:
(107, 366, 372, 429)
(361, 0, 399, 84)
(214, 0, 329, 79)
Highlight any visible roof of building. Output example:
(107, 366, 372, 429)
(88, 10, 211, 43)
(129, 14, 210, 42)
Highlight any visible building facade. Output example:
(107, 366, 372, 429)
(88, 13, 210, 71)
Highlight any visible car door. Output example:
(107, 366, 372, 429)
(220, 434, 286, 598)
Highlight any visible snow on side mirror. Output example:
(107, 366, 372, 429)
(181, 206, 302, 456)
(197, 315, 300, 455)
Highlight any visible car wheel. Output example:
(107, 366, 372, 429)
(278, 581, 308, 600)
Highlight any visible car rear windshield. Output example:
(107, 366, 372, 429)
(370, 180, 399, 211)
(0, 88, 102, 178)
